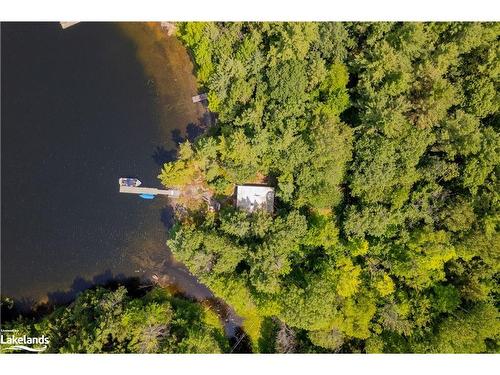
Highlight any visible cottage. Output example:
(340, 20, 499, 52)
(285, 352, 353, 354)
(236, 185, 275, 213)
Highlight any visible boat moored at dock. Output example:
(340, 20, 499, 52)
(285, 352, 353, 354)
(119, 178, 142, 187)
(118, 177, 180, 199)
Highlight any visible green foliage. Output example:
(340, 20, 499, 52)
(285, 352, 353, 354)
(432, 284, 460, 313)
(303, 212, 339, 251)
(391, 229, 456, 289)
(163, 22, 354, 210)
(177, 22, 215, 83)
(374, 274, 396, 297)
(167, 22, 500, 353)
(308, 329, 344, 351)
(4, 287, 228, 353)
(412, 302, 500, 353)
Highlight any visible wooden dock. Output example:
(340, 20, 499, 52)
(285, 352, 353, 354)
(192, 93, 208, 103)
(60, 22, 80, 30)
(119, 185, 180, 198)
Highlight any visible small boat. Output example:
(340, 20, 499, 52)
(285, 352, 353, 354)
(119, 178, 142, 187)
(139, 194, 155, 200)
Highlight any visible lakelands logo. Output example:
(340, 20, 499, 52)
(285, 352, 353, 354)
(0, 329, 49, 352)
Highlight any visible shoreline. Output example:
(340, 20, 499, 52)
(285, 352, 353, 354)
(1, 21, 240, 343)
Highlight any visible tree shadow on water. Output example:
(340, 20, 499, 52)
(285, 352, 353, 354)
(160, 205, 175, 229)
(171, 122, 206, 146)
(186, 122, 205, 142)
(152, 122, 207, 169)
(152, 145, 177, 166)
(171, 128, 184, 145)
(2, 271, 145, 322)
(46, 270, 132, 305)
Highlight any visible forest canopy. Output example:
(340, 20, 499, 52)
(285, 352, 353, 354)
(158, 22, 500, 353)
(1, 286, 228, 354)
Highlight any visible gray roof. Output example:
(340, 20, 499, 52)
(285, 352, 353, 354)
(236, 185, 274, 213)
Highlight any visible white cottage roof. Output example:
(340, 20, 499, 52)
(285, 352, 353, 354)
(236, 185, 274, 213)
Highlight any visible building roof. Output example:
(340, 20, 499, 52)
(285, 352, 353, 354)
(236, 185, 275, 213)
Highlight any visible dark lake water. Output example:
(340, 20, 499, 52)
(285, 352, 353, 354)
(1, 22, 213, 307)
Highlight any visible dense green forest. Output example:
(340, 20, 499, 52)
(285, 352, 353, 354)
(158, 22, 500, 353)
(1, 287, 228, 353)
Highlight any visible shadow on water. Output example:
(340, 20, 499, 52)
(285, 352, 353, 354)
(46, 270, 132, 305)
(171, 128, 184, 145)
(152, 116, 209, 168)
(2, 268, 247, 348)
(1, 21, 245, 347)
(187, 122, 207, 142)
(229, 327, 253, 353)
(1, 272, 143, 321)
(171, 121, 208, 146)
(152, 145, 177, 166)
(160, 205, 175, 229)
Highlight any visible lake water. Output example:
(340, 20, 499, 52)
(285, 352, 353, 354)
(1, 22, 213, 307)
